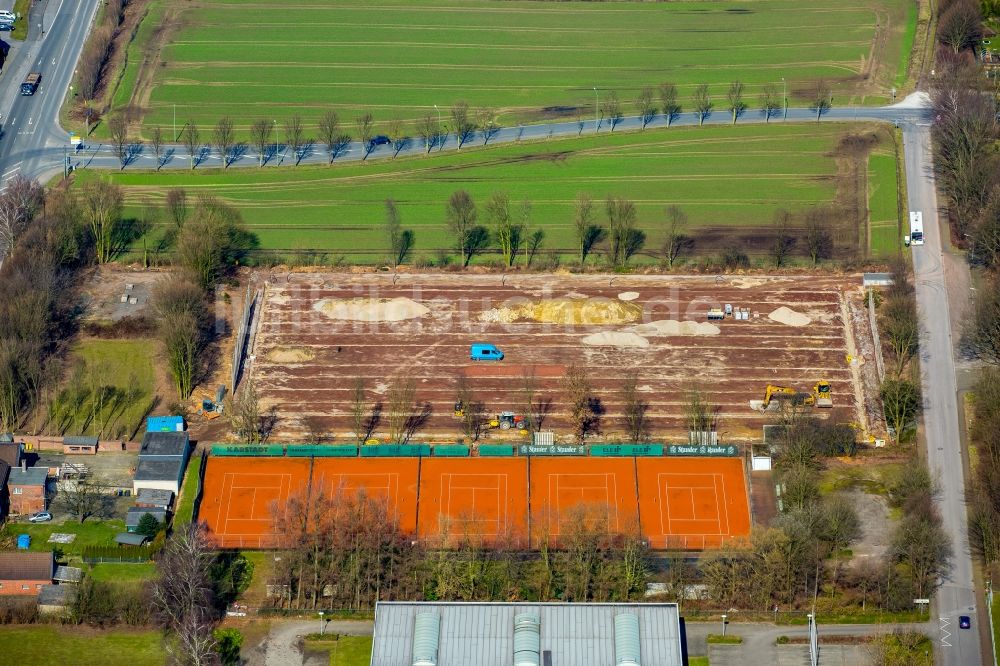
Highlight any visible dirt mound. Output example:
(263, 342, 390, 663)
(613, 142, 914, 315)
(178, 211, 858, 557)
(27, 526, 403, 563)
(582, 331, 650, 348)
(313, 297, 429, 322)
(628, 320, 720, 336)
(479, 297, 642, 325)
(617, 291, 640, 301)
(768, 306, 811, 327)
(267, 348, 315, 363)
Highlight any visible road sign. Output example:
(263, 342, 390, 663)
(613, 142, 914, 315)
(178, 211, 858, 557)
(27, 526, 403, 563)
(69, 133, 81, 146)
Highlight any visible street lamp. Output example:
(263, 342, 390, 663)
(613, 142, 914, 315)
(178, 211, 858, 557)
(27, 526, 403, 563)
(593, 87, 599, 133)
(434, 104, 442, 150)
(721, 613, 727, 637)
(273, 119, 278, 161)
(319, 611, 325, 636)
(781, 77, 787, 121)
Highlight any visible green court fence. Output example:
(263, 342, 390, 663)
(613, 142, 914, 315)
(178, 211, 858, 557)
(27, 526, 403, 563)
(478, 445, 517, 457)
(212, 444, 284, 457)
(360, 444, 432, 457)
(285, 444, 359, 457)
(433, 444, 470, 457)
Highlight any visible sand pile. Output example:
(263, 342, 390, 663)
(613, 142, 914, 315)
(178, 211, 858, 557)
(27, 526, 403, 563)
(617, 291, 640, 301)
(582, 331, 650, 348)
(313, 297, 429, 322)
(479, 297, 642, 325)
(628, 320, 720, 336)
(267, 348, 316, 363)
(768, 306, 811, 327)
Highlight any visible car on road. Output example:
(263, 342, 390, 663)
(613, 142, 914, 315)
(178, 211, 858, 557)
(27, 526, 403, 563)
(959, 615, 971, 629)
(370, 135, 390, 147)
(0, 11, 15, 21)
(28, 511, 52, 523)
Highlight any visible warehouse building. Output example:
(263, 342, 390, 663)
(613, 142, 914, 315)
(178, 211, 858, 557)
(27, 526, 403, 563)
(133, 431, 191, 495)
(370, 601, 684, 666)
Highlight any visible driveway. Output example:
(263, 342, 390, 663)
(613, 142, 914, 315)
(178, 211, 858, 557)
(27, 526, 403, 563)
(245, 618, 374, 666)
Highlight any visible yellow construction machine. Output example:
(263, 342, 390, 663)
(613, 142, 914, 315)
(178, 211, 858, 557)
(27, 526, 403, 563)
(751, 381, 833, 412)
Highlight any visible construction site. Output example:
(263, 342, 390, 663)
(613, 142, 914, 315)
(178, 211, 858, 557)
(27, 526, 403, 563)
(241, 272, 883, 442)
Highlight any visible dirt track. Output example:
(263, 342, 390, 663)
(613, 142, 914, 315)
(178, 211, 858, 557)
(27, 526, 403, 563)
(247, 272, 877, 441)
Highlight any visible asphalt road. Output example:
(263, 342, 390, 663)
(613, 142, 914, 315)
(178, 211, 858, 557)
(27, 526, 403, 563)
(904, 121, 983, 665)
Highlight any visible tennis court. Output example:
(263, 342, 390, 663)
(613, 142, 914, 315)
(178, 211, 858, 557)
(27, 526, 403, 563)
(199, 454, 751, 549)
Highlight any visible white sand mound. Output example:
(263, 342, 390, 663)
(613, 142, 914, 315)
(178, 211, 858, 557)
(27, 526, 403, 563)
(267, 348, 316, 363)
(313, 297, 429, 322)
(582, 331, 650, 348)
(617, 291, 640, 301)
(768, 306, 811, 327)
(628, 320, 720, 336)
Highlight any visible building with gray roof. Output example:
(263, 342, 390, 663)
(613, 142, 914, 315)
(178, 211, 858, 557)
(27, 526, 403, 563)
(133, 431, 191, 495)
(370, 601, 684, 666)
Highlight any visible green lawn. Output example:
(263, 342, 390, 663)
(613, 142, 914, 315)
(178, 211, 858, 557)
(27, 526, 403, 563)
(2, 520, 125, 556)
(689, 658, 710, 666)
(304, 635, 373, 666)
(88, 562, 157, 583)
(0, 626, 165, 666)
(53, 339, 159, 440)
(119, 0, 914, 137)
(174, 454, 202, 527)
(868, 147, 902, 257)
(81, 122, 894, 263)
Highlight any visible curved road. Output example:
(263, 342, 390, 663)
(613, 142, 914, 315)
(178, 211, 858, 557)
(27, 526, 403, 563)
(0, 2, 986, 664)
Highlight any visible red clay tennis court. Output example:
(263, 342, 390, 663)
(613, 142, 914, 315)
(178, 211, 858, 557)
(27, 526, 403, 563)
(199, 454, 751, 549)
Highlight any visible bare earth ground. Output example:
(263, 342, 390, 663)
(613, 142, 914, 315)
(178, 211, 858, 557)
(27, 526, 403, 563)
(244, 272, 879, 442)
(78, 265, 166, 322)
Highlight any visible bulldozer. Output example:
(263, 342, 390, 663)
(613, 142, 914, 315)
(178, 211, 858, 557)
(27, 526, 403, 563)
(751, 381, 833, 412)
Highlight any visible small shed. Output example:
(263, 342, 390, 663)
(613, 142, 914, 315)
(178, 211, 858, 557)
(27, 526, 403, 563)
(135, 488, 174, 511)
(63, 436, 98, 455)
(126, 507, 167, 533)
(53, 566, 83, 584)
(115, 532, 151, 547)
(38, 584, 75, 614)
(147, 415, 185, 432)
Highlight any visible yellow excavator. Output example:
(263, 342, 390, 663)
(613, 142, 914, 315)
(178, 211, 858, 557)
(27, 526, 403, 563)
(752, 381, 833, 411)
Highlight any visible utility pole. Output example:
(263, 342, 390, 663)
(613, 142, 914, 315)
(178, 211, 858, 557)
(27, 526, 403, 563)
(593, 87, 599, 132)
(782, 78, 787, 121)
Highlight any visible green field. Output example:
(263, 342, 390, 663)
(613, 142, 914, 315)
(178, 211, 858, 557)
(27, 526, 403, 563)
(2, 520, 125, 556)
(174, 454, 201, 528)
(83, 122, 895, 263)
(88, 562, 157, 583)
(123, 0, 916, 136)
(304, 635, 373, 666)
(0, 626, 165, 666)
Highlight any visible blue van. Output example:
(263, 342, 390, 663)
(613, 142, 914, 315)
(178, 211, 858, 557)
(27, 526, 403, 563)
(470, 343, 504, 361)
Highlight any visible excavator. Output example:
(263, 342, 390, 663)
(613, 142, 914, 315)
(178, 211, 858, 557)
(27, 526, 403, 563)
(751, 381, 833, 412)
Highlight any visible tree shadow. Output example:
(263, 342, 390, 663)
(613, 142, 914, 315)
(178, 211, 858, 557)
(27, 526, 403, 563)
(665, 109, 681, 126)
(260, 407, 279, 443)
(457, 127, 476, 148)
(402, 402, 433, 444)
(226, 142, 249, 167)
(392, 137, 411, 158)
(482, 124, 501, 145)
(122, 142, 144, 169)
(295, 140, 315, 166)
(261, 144, 279, 166)
(583, 397, 604, 440)
(463, 226, 491, 266)
(364, 402, 382, 441)
(531, 395, 553, 431)
(194, 146, 211, 168)
(158, 147, 175, 169)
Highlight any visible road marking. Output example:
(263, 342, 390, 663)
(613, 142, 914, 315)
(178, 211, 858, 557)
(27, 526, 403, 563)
(939, 616, 952, 647)
(2, 164, 21, 179)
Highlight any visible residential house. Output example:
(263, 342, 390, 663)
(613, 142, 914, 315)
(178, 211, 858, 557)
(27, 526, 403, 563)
(0, 440, 23, 517)
(0, 551, 54, 596)
(7, 463, 47, 516)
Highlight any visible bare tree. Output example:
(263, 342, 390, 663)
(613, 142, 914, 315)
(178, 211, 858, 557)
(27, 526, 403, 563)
(445, 190, 479, 267)
(81, 179, 124, 264)
(0, 176, 43, 259)
(659, 82, 681, 126)
(601, 92, 623, 131)
(804, 208, 833, 265)
(478, 107, 501, 144)
(573, 192, 604, 264)
(605, 196, 645, 268)
(232, 381, 263, 444)
(661, 205, 690, 269)
(58, 475, 113, 522)
(108, 114, 129, 169)
(635, 87, 656, 129)
(317, 110, 341, 163)
(727, 80, 747, 124)
(810, 79, 832, 120)
(284, 115, 306, 165)
(564, 365, 599, 443)
(388, 119, 408, 158)
(451, 102, 476, 148)
(249, 119, 273, 167)
(150, 126, 164, 171)
(183, 121, 200, 170)
(357, 112, 375, 159)
(153, 276, 209, 399)
(759, 84, 781, 122)
(351, 378, 368, 444)
(176, 197, 254, 289)
(694, 84, 712, 125)
(621, 375, 649, 443)
(384, 198, 413, 267)
(416, 113, 439, 153)
(938, 0, 983, 54)
(486, 190, 522, 267)
(685, 387, 718, 443)
(770, 208, 796, 267)
(387, 375, 416, 443)
(152, 524, 219, 666)
(166, 188, 188, 229)
(213, 116, 235, 168)
(521, 371, 551, 433)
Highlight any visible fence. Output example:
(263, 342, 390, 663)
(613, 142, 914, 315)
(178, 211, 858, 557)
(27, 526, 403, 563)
(231, 281, 260, 392)
(205, 442, 743, 459)
(868, 289, 886, 382)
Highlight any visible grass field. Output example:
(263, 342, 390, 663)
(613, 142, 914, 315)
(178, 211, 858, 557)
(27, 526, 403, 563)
(81, 122, 897, 263)
(174, 454, 202, 528)
(88, 562, 157, 583)
(2, 520, 125, 556)
(122, 0, 916, 136)
(0, 626, 165, 666)
(304, 635, 373, 666)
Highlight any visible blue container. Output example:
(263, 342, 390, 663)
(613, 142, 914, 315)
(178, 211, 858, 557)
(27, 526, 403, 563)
(16, 534, 30, 550)
(147, 415, 185, 432)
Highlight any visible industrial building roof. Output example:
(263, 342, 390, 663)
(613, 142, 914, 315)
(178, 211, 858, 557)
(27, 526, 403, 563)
(134, 458, 184, 483)
(139, 431, 190, 458)
(370, 601, 684, 666)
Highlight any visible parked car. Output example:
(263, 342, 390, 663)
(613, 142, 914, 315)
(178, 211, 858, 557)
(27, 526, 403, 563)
(959, 615, 971, 630)
(28, 512, 52, 523)
(0, 11, 15, 21)
(470, 343, 504, 361)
